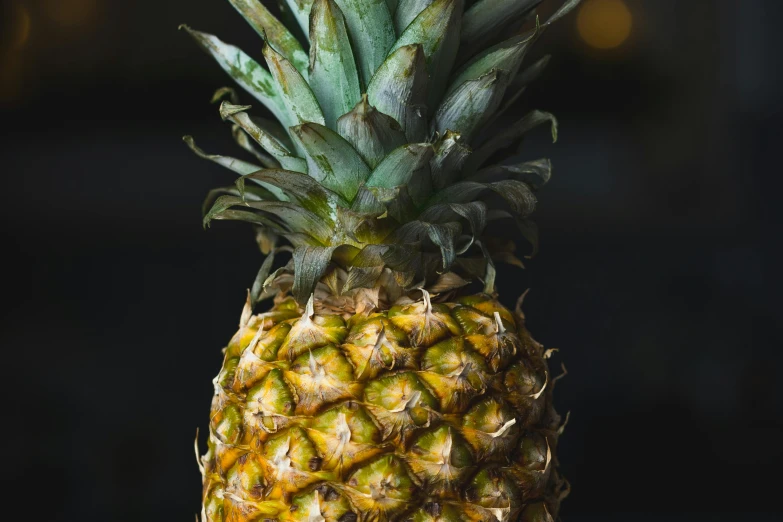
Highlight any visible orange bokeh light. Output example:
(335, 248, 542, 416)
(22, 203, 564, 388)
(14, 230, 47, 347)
(577, 0, 633, 50)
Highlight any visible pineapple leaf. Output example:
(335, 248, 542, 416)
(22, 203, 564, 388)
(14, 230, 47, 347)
(220, 102, 308, 173)
(202, 185, 269, 217)
(432, 69, 508, 141)
(279, 0, 315, 41)
(460, 0, 541, 57)
(385, 0, 400, 16)
(291, 123, 371, 201)
(181, 26, 288, 127)
(389, 0, 463, 106)
(332, 0, 396, 88)
(227, 0, 309, 77)
(263, 42, 325, 130)
(470, 158, 552, 188)
(511, 54, 551, 89)
(292, 246, 337, 304)
(250, 249, 278, 307)
(337, 95, 407, 169)
(420, 201, 487, 253)
(365, 143, 434, 206)
(447, 33, 535, 97)
(203, 195, 283, 230)
(343, 266, 385, 293)
(431, 131, 472, 190)
(392, 221, 461, 270)
(366, 44, 428, 142)
(205, 195, 333, 244)
(393, 0, 435, 35)
(466, 109, 557, 171)
(183, 136, 287, 201)
(237, 169, 347, 222)
(427, 179, 537, 217)
(229, 124, 280, 168)
(309, 0, 362, 130)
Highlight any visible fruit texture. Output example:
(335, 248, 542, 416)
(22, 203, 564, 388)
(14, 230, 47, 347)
(184, 1, 579, 521)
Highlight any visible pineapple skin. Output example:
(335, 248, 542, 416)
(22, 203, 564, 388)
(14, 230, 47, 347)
(200, 292, 566, 522)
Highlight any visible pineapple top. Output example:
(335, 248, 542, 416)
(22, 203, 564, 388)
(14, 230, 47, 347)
(184, 0, 579, 305)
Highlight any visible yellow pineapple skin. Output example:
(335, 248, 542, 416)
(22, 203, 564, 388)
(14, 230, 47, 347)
(200, 291, 566, 522)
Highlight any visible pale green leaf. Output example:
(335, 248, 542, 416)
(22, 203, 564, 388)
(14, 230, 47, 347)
(460, 0, 541, 54)
(365, 143, 434, 206)
(220, 102, 308, 173)
(279, 0, 315, 40)
(389, 0, 463, 105)
(467, 109, 557, 170)
(228, 0, 309, 76)
(263, 43, 325, 130)
(431, 131, 471, 189)
(309, 0, 362, 129)
(394, 0, 434, 34)
(237, 169, 347, 221)
(432, 69, 507, 141)
(333, 0, 396, 88)
(291, 123, 370, 201)
(366, 44, 428, 142)
(182, 26, 288, 125)
(447, 34, 535, 97)
(337, 95, 407, 168)
(470, 158, 552, 188)
(292, 246, 337, 303)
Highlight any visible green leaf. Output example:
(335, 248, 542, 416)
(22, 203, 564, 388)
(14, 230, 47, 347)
(227, 0, 309, 76)
(333, 0, 396, 88)
(185, 135, 289, 200)
(394, 0, 435, 34)
(343, 265, 384, 293)
(516, 218, 539, 258)
(181, 26, 287, 125)
(460, 0, 541, 55)
(292, 246, 337, 304)
(201, 185, 269, 217)
(237, 169, 347, 222)
(447, 33, 535, 97)
(511, 54, 550, 89)
(309, 0, 362, 130)
(466, 109, 557, 171)
(220, 102, 308, 173)
(432, 69, 507, 141)
(250, 250, 278, 307)
(389, 0, 463, 106)
(291, 123, 370, 201)
(385, 0, 400, 16)
(420, 201, 487, 253)
(203, 195, 283, 230)
(183, 134, 265, 175)
(427, 179, 537, 217)
(392, 221, 461, 270)
(279, 0, 315, 40)
(229, 123, 280, 168)
(263, 42, 325, 130)
(364, 143, 434, 188)
(431, 131, 471, 190)
(211, 195, 334, 244)
(337, 95, 407, 168)
(470, 158, 552, 188)
(366, 44, 428, 142)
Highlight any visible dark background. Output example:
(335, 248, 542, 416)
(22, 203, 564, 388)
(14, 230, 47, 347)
(2, 0, 781, 520)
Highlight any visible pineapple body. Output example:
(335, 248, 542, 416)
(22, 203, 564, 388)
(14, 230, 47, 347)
(201, 292, 565, 522)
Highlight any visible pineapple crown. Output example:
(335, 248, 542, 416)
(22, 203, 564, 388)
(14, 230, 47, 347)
(183, 0, 579, 305)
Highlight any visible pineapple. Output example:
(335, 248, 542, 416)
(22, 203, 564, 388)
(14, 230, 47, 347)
(184, 0, 579, 521)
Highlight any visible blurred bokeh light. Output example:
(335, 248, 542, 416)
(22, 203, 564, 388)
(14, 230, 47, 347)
(577, 0, 633, 49)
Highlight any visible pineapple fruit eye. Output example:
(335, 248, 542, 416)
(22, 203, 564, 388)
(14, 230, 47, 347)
(187, 0, 577, 519)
